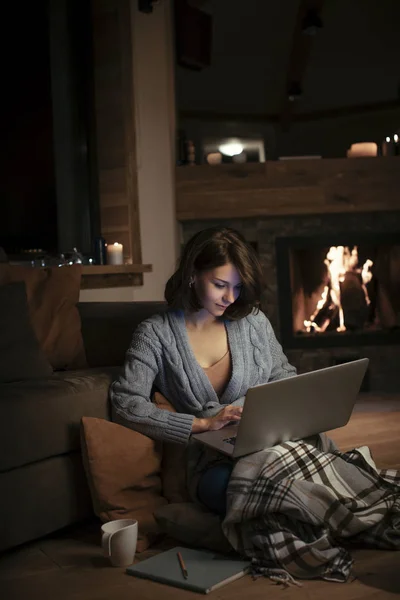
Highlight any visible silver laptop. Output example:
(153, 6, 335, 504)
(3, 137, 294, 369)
(192, 358, 369, 458)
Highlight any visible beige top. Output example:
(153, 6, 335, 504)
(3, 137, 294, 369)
(203, 350, 232, 398)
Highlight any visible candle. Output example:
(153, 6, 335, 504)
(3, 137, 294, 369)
(346, 142, 377, 158)
(107, 242, 124, 265)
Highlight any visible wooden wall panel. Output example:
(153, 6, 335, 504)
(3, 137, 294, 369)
(100, 205, 129, 229)
(91, 0, 141, 264)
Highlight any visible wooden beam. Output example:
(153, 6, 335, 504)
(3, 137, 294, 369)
(179, 109, 279, 123)
(179, 99, 399, 124)
(295, 98, 400, 122)
(280, 0, 325, 131)
(175, 157, 400, 220)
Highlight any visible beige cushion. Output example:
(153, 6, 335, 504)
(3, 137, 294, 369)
(80, 417, 167, 552)
(153, 392, 191, 503)
(153, 502, 234, 554)
(0, 264, 86, 370)
(0, 281, 53, 384)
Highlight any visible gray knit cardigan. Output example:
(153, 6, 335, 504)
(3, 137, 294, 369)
(109, 309, 296, 445)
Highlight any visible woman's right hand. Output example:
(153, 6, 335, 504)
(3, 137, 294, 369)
(191, 405, 243, 434)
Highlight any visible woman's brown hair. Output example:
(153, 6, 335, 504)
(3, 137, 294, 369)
(164, 227, 264, 320)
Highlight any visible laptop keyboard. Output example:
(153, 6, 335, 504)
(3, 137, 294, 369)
(223, 436, 237, 446)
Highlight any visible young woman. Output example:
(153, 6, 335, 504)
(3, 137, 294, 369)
(110, 227, 296, 515)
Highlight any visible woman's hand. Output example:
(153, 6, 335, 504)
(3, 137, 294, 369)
(191, 405, 243, 434)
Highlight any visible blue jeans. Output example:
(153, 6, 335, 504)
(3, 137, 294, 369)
(197, 462, 234, 516)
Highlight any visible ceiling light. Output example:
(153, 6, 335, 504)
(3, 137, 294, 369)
(302, 8, 323, 36)
(386, 136, 391, 142)
(218, 141, 244, 157)
(394, 134, 399, 143)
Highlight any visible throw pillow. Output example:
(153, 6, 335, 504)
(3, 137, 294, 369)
(0, 282, 53, 383)
(0, 264, 86, 370)
(153, 502, 234, 555)
(153, 392, 191, 503)
(80, 417, 168, 553)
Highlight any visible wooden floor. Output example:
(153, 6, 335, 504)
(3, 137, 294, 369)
(1, 393, 399, 600)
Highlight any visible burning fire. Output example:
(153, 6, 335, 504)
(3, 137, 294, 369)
(304, 246, 373, 333)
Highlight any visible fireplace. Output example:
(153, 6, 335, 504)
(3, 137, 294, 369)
(276, 233, 400, 349)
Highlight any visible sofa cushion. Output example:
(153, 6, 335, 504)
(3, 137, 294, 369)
(80, 417, 167, 553)
(0, 452, 93, 553)
(0, 264, 86, 370)
(0, 367, 118, 472)
(0, 282, 53, 383)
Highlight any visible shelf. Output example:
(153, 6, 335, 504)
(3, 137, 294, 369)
(81, 264, 152, 275)
(81, 263, 152, 289)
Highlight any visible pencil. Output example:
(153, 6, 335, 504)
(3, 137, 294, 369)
(177, 551, 188, 579)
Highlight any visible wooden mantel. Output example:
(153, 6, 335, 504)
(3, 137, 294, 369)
(176, 157, 400, 221)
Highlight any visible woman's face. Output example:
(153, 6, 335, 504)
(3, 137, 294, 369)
(193, 262, 243, 318)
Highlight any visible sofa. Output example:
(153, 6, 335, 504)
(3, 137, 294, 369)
(0, 297, 168, 552)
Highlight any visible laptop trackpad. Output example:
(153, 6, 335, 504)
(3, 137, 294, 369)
(193, 423, 239, 447)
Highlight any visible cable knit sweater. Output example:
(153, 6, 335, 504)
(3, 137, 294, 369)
(110, 308, 296, 445)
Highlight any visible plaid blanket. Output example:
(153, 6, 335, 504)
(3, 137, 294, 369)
(219, 434, 400, 583)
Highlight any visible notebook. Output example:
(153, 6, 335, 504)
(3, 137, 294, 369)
(192, 358, 369, 458)
(126, 546, 251, 594)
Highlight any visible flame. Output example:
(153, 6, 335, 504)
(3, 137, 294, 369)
(304, 246, 373, 333)
(361, 259, 373, 305)
(304, 285, 329, 332)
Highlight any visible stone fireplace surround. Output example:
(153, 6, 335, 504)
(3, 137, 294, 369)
(181, 210, 400, 393)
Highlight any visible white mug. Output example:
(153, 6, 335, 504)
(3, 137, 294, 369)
(101, 519, 138, 567)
